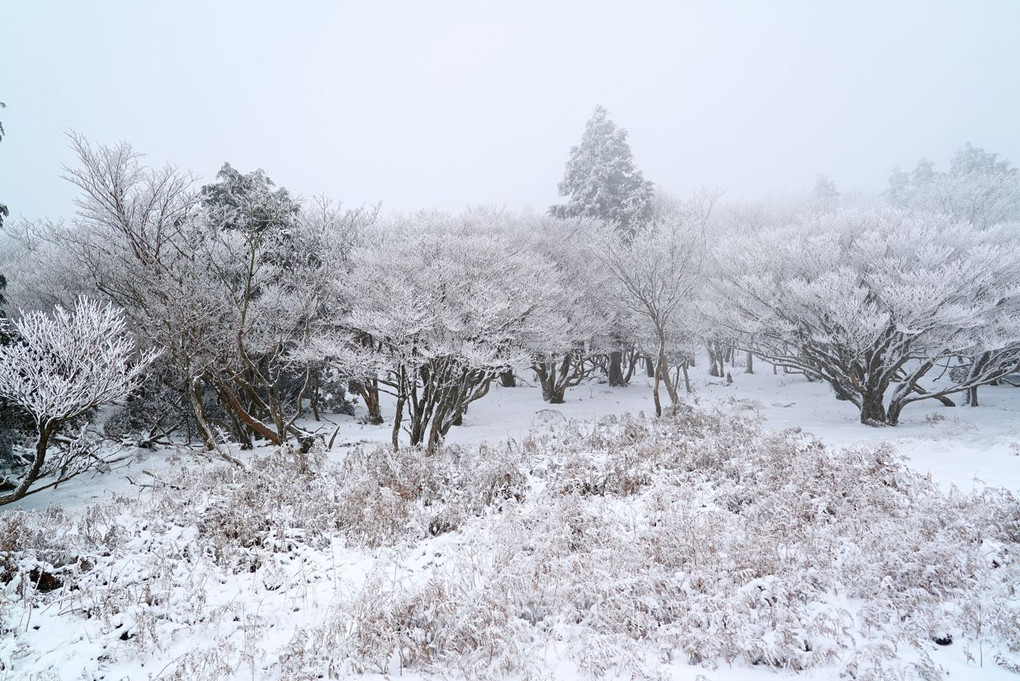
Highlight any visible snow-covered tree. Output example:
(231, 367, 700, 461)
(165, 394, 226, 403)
(811, 174, 841, 214)
(717, 208, 1020, 425)
(314, 211, 559, 450)
(887, 144, 1020, 405)
(59, 135, 231, 449)
(888, 143, 1020, 228)
(598, 193, 713, 415)
(550, 106, 655, 387)
(522, 214, 613, 403)
(0, 299, 157, 505)
(60, 137, 372, 452)
(550, 105, 654, 238)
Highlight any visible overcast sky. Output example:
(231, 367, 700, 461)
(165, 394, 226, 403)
(2, 1, 1019, 222)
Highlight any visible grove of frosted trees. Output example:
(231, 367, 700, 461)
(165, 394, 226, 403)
(1, 106, 1019, 503)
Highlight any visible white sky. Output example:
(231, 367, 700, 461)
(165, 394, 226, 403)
(2, 1, 1019, 221)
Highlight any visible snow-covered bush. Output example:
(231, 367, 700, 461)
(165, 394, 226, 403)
(0, 298, 157, 504)
(3, 409, 1018, 679)
(273, 411, 1020, 679)
(281, 565, 534, 679)
(332, 440, 528, 547)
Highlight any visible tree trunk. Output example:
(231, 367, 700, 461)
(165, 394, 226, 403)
(362, 382, 383, 424)
(391, 394, 406, 451)
(860, 392, 888, 426)
(623, 346, 638, 384)
(886, 400, 903, 426)
(745, 351, 754, 374)
(608, 350, 627, 387)
(212, 376, 283, 446)
(500, 370, 516, 388)
(707, 345, 720, 377)
(645, 355, 655, 378)
(0, 423, 52, 506)
(351, 379, 383, 424)
(652, 362, 662, 418)
(660, 357, 680, 408)
(310, 370, 321, 421)
(967, 386, 979, 407)
(189, 375, 220, 451)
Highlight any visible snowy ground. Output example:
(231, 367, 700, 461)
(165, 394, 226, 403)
(2, 363, 1018, 680)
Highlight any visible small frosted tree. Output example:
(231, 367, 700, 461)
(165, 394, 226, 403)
(524, 215, 612, 403)
(0, 299, 157, 504)
(598, 193, 713, 416)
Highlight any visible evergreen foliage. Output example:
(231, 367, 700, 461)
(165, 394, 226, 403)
(550, 105, 654, 237)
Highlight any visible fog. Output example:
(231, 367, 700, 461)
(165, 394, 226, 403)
(2, 0, 1018, 220)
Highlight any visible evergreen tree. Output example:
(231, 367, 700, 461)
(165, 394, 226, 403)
(200, 162, 300, 239)
(550, 106, 654, 387)
(550, 105, 654, 238)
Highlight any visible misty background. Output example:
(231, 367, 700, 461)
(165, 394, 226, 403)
(2, 0, 1018, 220)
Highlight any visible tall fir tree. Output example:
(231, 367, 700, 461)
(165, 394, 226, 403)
(551, 106, 654, 387)
(550, 105, 654, 237)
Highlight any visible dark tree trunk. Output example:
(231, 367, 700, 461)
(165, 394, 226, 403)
(708, 345, 720, 377)
(608, 350, 627, 386)
(623, 346, 638, 384)
(860, 392, 888, 426)
(391, 394, 406, 450)
(500, 370, 516, 388)
(652, 362, 662, 418)
(0, 423, 52, 506)
(351, 379, 383, 425)
(886, 400, 903, 426)
(310, 370, 321, 421)
(189, 375, 219, 451)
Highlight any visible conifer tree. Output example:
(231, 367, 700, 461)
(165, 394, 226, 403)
(551, 106, 654, 386)
(550, 105, 654, 238)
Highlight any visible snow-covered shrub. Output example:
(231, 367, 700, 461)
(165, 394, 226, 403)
(281, 563, 534, 679)
(2, 409, 1018, 679)
(332, 441, 528, 547)
(0, 298, 157, 505)
(288, 411, 1020, 679)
